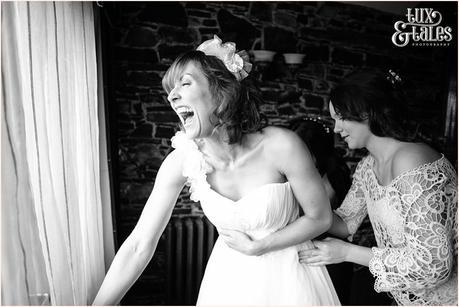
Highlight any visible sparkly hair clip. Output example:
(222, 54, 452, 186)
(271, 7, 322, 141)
(387, 69, 402, 87)
(197, 35, 252, 81)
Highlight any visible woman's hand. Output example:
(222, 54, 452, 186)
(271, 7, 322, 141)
(298, 237, 350, 266)
(219, 229, 263, 256)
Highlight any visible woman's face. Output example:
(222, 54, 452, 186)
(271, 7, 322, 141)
(167, 62, 216, 139)
(329, 101, 371, 149)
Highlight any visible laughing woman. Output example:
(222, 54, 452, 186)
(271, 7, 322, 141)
(300, 68, 458, 306)
(92, 36, 340, 306)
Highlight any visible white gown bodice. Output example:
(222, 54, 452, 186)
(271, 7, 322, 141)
(171, 132, 341, 306)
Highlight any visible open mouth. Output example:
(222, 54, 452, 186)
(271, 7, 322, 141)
(176, 106, 195, 126)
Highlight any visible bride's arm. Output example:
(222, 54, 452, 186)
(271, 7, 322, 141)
(220, 127, 333, 255)
(92, 150, 186, 305)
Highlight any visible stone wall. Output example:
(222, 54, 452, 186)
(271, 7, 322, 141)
(100, 1, 457, 304)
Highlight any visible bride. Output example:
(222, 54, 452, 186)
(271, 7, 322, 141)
(92, 36, 340, 306)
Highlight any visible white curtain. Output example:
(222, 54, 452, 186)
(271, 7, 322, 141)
(1, 1, 112, 305)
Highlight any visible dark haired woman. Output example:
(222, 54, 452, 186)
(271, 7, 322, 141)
(93, 36, 340, 305)
(292, 119, 353, 304)
(299, 68, 458, 305)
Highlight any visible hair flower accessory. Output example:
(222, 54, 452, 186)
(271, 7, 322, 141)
(197, 35, 252, 81)
(387, 69, 402, 86)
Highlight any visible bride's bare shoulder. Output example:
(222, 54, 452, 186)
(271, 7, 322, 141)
(260, 126, 308, 155)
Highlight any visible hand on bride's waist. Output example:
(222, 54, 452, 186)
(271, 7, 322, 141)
(298, 237, 350, 266)
(218, 228, 268, 256)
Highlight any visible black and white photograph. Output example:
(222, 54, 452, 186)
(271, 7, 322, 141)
(2, 1, 458, 306)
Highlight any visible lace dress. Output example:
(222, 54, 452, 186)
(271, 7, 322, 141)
(171, 132, 341, 306)
(335, 154, 458, 305)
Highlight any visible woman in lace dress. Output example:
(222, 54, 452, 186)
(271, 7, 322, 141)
(299, 68, 458, 305)
(93, 36, 340, 305)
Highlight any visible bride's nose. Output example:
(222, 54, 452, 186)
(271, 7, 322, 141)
(168, 87, 180, 104)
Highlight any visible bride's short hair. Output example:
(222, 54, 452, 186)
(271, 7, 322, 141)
(162, 50, 262, 144)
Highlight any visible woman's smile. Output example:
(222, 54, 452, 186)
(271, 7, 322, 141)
(175, 105, 195, 127)
(167, 63, 216, 139)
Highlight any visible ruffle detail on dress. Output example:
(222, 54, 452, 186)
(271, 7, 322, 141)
(171, 131, 212, 202)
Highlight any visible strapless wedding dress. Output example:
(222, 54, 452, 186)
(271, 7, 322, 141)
(172, 132, 341, 306)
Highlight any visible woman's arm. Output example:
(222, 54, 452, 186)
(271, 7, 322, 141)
(92, 150, 186, 305)
(299, 237, 373, 267)
(327, 213, 351, 239)
(220, 128, 332, 255)
(328, 156, 370, 240)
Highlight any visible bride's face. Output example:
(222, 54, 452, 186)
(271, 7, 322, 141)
(167, 62, 217, 139)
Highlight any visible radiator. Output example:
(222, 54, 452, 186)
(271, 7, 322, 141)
(166, 215, 218, 305)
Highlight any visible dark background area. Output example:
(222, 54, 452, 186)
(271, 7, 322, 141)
(98, 1, 457, 305)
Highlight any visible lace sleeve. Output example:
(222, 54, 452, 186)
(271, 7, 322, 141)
(335, 157, 369, 241)
(369, 158, 458, 292)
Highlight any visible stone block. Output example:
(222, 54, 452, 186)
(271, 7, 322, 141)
(274, 11, 297, 29)
(261, 89, 280, 102)
(125, 26, 158, 47)
(131, 123, 153, 138)
(303, 94, 324, 109)
(264, 27, 296, 52)
(138, 3, 187, 27)
(297, 63, 326, 79)
(158, 26, 198, 44)
(146, 105, 175, 112)
(299, 43, 329, 62)
(277, 2, 305, 12)
(139, 93, 166, 104)
(147, 111, 180, 123)
(225, 2, 250, 9)
(126, 71, 162, 87)
(118, 99, 132, 114)
(279, 90, 302, 103)
(132, 102, 144, 116)
(277, 104, 295, 115)
(217, 9, 260, 50)
(331, 48, 364, 66)
(249, 2, 273, 22)
(188, 9, 212, 18)
(119, 162, 139, 179)
(158, 44, 194, 61)
(155, 125, 176, 138)
(184, 2, 207, 10)
(203, 19, 217, 27)
(317, 2, 346, 18)
(314, 80, 330, 93)
(297, 14, 309, 25)
(199, 28, 221, 35)
(119, 181, 154, 203)
(115, 46, 159, 63)
(329, 18, 346, 29)
(365, 53, 403, 69)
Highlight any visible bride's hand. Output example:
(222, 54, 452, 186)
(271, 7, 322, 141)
(219, 229, 262, 256)
(298, 237, 349, 266)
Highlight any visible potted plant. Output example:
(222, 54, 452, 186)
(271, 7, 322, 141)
(282, 52, 306, 65)
(250, 38, 276, 62)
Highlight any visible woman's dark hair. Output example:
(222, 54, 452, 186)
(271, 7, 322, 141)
(291, 119, 334, 176)
(330, 68, 417, 141)
(162, 50, 262, 144)
(291, 119, 351, 209)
